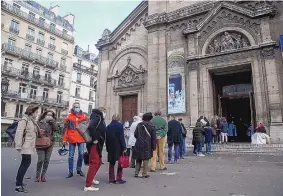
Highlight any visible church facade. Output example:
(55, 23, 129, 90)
(96, 1, 283, 143)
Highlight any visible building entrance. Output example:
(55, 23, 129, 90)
(211, 65, 255, 142)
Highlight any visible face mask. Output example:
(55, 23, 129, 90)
(103, 112, 106, 118)
(45, 116, 52, 121)
(74, 108, 80, 113)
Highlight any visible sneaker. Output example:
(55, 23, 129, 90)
(66, 172, 73, 178)
(160, 167, 167, 171)
(116, 180, 126, 184)
(174, 160, 179, 164)
(41, 176, 46, 182)
(15, 186, 28, 193)
(134, 174, 139, 178)
(168, 160, 174, 164)
(142, 175, 150, 178)
(77, 170, 85, 177)
(83, 186, 99, 192)
(92, 180, 99, 185)
(35, 176, 40, 182)
(198, 153, 205, 157)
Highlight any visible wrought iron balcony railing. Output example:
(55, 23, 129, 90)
(48, 43, 56, 51)
(1, 65, 57, 86)
(61, 49, 68, 55)
(37, 38, 45, 46)
(26, 34, 35, 41)
(1, 1, 74, 43)
(9, 26, 19, 34)
(1, 112, 7, 117)
(73, 63, 98, 76)
(2, 43, 58, 69)
(2, 90, 69, 108)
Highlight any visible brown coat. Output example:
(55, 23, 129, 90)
(15, 115, 39, 155)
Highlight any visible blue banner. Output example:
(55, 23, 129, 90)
(280, 35, 283, 58)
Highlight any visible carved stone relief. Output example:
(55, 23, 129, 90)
(206, 31, 250, 54)
(261, 47, 275, 59)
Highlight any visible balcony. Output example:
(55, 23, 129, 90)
(48, 43, 56, 51)
(26, 34, 35, 42)
(58, 64, 67, 71)
(2, 91, 69, 108)
(61, 49, 68, 55)
(76, 80, 81, 84)
(1, 112, 7, 117)
(15, 113, 23, 118)
(1, 1, 74, 43)
(73, 63, 98, 76)
(2, 65, 57, 87)
(37, 38, 45, 46)
(2, 43, 58, 69)
(9, 26, 19, 35)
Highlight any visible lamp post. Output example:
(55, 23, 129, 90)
(1, 77, 10, 117)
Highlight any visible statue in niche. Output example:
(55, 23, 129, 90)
(235, 35, 242, 49)
(208, 45, 215, 53)
(242, 39, 249, 47)
(222, 32, 235, 50)
(214, 40, 221, 52)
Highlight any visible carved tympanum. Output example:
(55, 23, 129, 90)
(118, 68, 140, 85)
(206, 31, 250, 54)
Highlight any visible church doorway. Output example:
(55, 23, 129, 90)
(211, 65, 255, 142)
(121, 94, 138, 124)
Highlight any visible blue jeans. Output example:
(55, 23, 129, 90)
(196, 142, 202, 153)
(68, 143, 84, 173)
(168, 144, 179, 162)
(181, 137, 186, 156)
(206, 142, 212, 152)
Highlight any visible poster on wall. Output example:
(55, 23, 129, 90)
(167, 51, 186, 114)
(280, 35, 283, 59)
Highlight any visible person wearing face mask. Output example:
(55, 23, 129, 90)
(84, 107, 106, 192)
(62, 102, 88, 178)
(35, 110, 58, 182)
(14, 105, 40, 193)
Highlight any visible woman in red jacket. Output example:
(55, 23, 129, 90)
(62, 102, 88, 178)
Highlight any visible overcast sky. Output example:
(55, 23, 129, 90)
(39, 1, 142, 55)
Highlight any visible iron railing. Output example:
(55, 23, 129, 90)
(48, 43, 56, 51)
(1, 1, 74, 43)
(73, 63, 98, 75)
(26, 34, 35, 41)
(15, 113, 23, 118)
(2, 65, 57, 86)
(37, 38, 45, 46)
(2, 90, 69, 108)
(2, 43, 58, 69)
(9, 26, 19, 34)
(1, 112, 7, 117)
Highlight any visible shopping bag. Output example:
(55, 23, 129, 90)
(118, 153, 130, 168)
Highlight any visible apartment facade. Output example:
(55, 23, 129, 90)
(1, 0, 75, 130)
(70, 45, 98, 115)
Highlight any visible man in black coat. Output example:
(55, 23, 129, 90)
(167, 116, 182, 164)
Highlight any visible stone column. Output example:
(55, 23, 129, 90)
(188, 62, 199, 126)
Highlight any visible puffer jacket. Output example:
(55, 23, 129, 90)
(62, 110, 88, 143)
(193, 122, 205, 143)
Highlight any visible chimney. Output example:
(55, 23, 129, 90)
(88, 45, 90, 53)
(63, 13, 75, 25)
(50, 5, 59, 16)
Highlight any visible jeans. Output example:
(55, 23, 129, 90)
(181, 137, 186, 156)
(168, 143, 179, 162)
(206, 142, 212, 153)
(36, 145, 53, 176)
(109, 163, 123, 181)
(16, 154, 31, 186)
(68, 143, 84, 173)
(85, 144, 101, 187)
(196, 142, 202, 153)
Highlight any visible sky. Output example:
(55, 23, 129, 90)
(39, 1, 142, 55)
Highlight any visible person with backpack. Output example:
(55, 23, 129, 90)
(84, 107, 106, 192)
(35, 110, 59, 182)
(62, 102, 88, 178)
(14, 105, 40, 193)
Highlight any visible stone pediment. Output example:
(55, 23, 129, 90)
(183, 1, 275, 35)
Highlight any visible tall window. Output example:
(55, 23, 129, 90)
(4, 58, 13, 67)
(10, 20, 19, 30)
(88, 104, 93, 114)
(36, 48, 42, 56)
(78, 59, 82, 65)
(50, 23, 55, 32)
(56, 109, 61, 119)
(47, 53, 53, 60)
(42, 88, 49, 101)
(33, 66, 40, 77)
(60, 58, 66, 66)
(15, 104, 24, 118)
(77, 72, 81, 82)
(13, 3, 21, 9)
(89, 91, 94, 101)
(62, 42, 68, 50)
(57, 91, 62, 103)
(45, 71, 51, 81)
(8, 38, 15, 48)
(38, 32, 44, 40)
(63, 29, 68, 34)
(39, 17, 45, 25)
(75, 86, 80, 97)
(90, 77, 94, 87)
(27, 27, 34, 36)
(25, 44, 32, 52)
(1, 101, 6, 116)
(18, 83, 27, 95)
(41, 107, 47, 114)
(30, 85, 37, 99)
(58, 74, 64, 86)
(50, 37, 55, 45)
(21, 63, 29, 75)
(28, 12, 35, 21)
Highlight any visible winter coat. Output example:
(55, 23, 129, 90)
(62, 110, 88, 143)
(37, 119, 58, 142)
(180, 122, 187, 137)
(86, 109, 106, 158)
(128, 116, 142, 147)
(204, 126, 213, 143)
(211, 118, 217, 136)
(167, 119, 182, 145)
(15, 115, 39, 155)
(133, 121, 156, 160)
(193, 122, 205, 143)
(151, 116, 167, 137)
(220, 121, 228, 133)
(106, 120, 126, 165)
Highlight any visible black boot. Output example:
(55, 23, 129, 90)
(15, 186, 28, 193)
(77, 170, 85, 177)
(66, 172, 73, 178)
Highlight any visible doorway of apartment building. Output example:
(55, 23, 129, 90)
(211, 64, 255, 142)
(121, 94, 138, 124)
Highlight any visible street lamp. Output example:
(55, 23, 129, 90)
(1, 77, 10, 95)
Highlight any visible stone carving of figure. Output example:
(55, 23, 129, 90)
(115, 70, 119, 75)
(214, 39, 221, 52)
(235, 34, 242, 49)
(208, 44, 215, 54)
(242, 38, 249, 47)
(222, 32, 235, 50)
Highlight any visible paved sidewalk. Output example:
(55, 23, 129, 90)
(2, 147, 283, 196)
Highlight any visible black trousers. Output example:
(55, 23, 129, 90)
(16, 154, 31, 186)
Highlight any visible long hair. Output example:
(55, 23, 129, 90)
(38, 110, 56, 122)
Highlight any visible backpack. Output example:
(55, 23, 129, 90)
(5, 120, 28, 140)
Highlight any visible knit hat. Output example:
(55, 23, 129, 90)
(25, 104, 40, 115)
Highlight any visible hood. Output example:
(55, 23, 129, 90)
(133, 116, 142, 122)
(90, 109, 103, 120)
(195, 122, 202, 127)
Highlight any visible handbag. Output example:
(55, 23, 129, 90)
(118, 152, 130, 168)
(77, 121, 92, 143)
(35, 129, 52, 149)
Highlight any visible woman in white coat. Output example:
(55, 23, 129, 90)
(128, 115, 142, 168)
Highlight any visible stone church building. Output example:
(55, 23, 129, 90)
(95, 1, 283, 143)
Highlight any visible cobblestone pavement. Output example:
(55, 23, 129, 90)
(2, 147, 283, 196)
